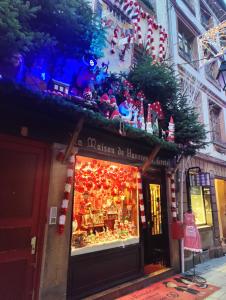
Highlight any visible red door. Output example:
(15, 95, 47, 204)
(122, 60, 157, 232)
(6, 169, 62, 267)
(0, 135, 50, 300)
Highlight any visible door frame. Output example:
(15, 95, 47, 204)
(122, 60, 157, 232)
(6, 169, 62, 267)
(0, 134, 51, 299)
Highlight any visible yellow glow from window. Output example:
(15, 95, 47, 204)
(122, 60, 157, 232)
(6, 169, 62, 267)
(149, 184, 162, 235)
(190, 186, 206, 225)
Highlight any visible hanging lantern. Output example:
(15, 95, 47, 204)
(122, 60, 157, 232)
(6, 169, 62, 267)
(216, 60, 226, 91)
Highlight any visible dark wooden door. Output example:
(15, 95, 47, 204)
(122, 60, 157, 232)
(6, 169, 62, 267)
(0, 135, 50, 300)
(143, 169, 169, 266)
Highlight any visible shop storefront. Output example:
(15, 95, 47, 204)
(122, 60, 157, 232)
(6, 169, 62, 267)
(183, 155, 226, 269)
(67, 131, 173, 299)
(0, 76, 180, 300)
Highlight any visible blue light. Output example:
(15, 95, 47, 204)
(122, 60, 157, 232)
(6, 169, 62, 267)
(90, 59, 95, 67)
(41, 72, 46, 81)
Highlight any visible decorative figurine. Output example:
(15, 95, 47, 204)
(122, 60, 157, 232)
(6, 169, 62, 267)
(167, 116, 175, 142)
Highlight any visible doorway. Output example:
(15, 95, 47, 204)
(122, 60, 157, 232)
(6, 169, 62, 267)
(0, 135, 50, 300)
(142, 169, 170, 274)
(215, 179, 226, 242)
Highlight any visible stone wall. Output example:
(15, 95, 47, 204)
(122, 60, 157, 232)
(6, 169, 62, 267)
(39, 144, 70, 300)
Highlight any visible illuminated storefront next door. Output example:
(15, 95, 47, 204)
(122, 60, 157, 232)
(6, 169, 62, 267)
(215, 179, 226, 241)
(187, 168, 213, 227)
(190, 186, 213, 226)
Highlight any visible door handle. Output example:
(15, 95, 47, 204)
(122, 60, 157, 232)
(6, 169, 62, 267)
(31, 236, 37, 255)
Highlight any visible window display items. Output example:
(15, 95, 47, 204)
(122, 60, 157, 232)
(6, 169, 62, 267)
(71, 156, 139, 255)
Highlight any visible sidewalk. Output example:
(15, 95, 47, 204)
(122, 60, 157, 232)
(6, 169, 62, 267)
(192, 255, 226, 299)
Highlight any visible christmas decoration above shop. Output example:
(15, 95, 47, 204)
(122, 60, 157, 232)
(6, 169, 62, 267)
(100, 0, 168, 61)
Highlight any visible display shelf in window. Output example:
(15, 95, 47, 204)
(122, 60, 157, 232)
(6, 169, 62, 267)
(71, 156, 140, 256)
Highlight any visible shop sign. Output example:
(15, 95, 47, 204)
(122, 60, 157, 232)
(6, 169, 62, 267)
(76, 136, 171, 167)
(189, 172, 211, 187)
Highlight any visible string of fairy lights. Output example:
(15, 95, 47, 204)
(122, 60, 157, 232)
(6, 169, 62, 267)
(198, 20, 226, 61)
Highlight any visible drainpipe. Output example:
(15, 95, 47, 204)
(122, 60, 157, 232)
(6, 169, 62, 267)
(180, 157, 185, 273)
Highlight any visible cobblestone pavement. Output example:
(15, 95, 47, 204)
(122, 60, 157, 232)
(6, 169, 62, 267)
(189, 255, 226, 299)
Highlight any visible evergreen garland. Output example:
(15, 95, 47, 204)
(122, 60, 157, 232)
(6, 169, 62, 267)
(0, 79, 178, 156)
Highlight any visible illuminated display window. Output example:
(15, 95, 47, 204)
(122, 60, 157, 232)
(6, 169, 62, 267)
(190, 186, 213, 226)
(150, 184, 162, 235)
(71, 156, 139, 255)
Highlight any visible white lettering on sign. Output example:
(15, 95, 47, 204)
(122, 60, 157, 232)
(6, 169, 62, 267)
(76, 136, 170, 166)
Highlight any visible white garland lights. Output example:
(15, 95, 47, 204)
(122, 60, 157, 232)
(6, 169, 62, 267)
(109, 0, 168, 61)
(199, 20, 226, 66)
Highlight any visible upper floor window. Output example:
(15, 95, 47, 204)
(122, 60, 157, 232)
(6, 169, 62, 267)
(178, 32, 192, 62)
(178, 20, 198, 69)
(209, 101, 225, 148)
(200, 1, 213, 30)
(204, 49, 220, 88)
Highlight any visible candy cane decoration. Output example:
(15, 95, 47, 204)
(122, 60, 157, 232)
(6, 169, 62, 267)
(137, 171, 146, 228)
(159, 26, 166, 61)
(168, 172, 177, 221)
(131, 1, 139, 19)
(111, 28, 119, 54)
(137, 17, 142, 47)
(162, 31, 168, 59)
(125, 0, 134, 16)
(122, 0, 129, 11)
(146, 16, 154, 54)
(114, 0, 120, 7)
(110, 0, 168, 61)
(58, 154, 75, 234)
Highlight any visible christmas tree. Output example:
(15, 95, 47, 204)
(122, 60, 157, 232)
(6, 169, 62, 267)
(0, 0, 106, 64)
(128, 55, 207, 155)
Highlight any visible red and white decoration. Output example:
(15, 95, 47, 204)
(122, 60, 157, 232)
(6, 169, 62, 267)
(57, 153, 76, 234)
(109, 0, 168, 61)
(159, 26, 168, 61)
(146, 103, 153, 134)
(168, 172, 177, 221)
(137, 171, 146, 228)
(149, 101, 164, 120)
(111, 28, 119, 54)
(167, 116, 175, 142)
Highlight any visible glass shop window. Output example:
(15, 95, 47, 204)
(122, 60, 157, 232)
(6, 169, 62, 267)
(190, 186, 213, 226)
(71, 156, 139, 255)
(150, 184, 162, 235)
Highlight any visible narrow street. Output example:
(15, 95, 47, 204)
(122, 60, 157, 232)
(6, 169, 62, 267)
(115, 256, 226, 300)
(195, 255, 226, 299)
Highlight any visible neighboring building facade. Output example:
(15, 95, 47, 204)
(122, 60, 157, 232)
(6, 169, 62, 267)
(155, 0, 226, 268)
